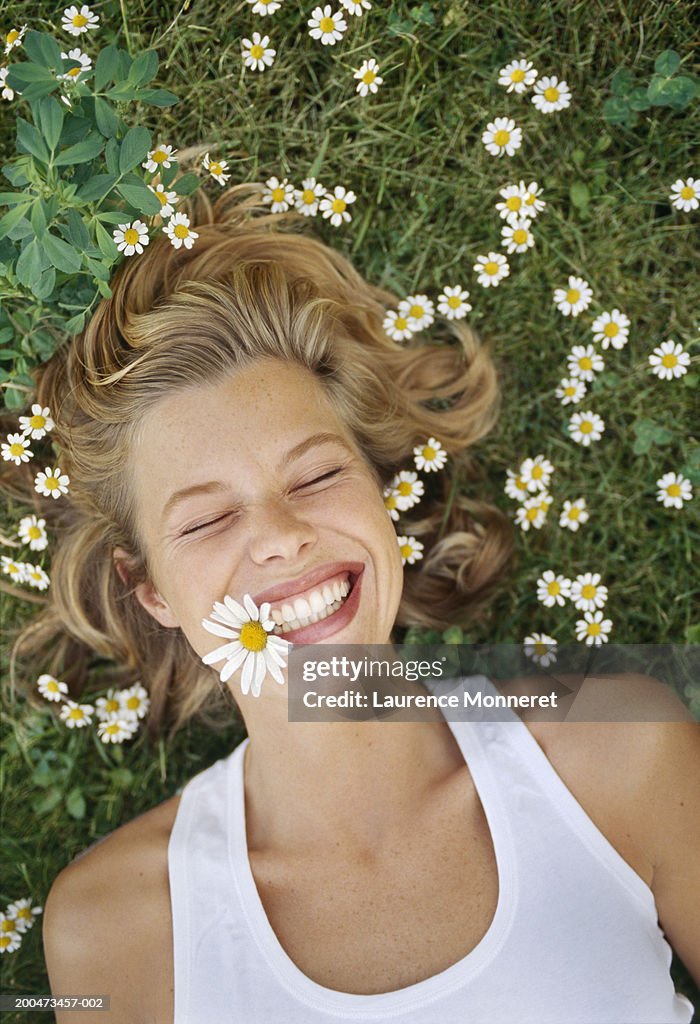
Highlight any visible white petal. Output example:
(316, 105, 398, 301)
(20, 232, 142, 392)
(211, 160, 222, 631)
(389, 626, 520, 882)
(201, 618, 240, 640)
(243, 592, 260, 620)
(220, 646, 249, 682)
(223, 593, 248, 620)
(202, 639, 242, 665)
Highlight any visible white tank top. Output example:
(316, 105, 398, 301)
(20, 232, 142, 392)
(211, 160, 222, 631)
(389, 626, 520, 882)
(167, 675, 695, 1023)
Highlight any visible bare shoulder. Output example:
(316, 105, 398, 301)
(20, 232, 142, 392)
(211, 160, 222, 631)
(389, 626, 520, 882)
(43, 793, 181, 1024)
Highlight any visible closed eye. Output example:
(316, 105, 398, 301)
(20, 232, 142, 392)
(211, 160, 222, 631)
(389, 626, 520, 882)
(297, 467, 343, 489)
(181, 512, 232, 536)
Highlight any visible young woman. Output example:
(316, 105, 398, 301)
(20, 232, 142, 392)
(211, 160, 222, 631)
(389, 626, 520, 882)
(9, 186, 697, 1022)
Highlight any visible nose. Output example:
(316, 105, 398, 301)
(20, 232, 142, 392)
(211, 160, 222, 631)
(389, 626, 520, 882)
(246, 498, 317, 565)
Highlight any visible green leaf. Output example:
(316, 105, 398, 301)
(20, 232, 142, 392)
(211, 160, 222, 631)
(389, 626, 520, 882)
(627, 87, 651, 111)
(30, 199, 48, 236)
(34, 267, 56, 299)
(37, 96, 65, 151)
(22, 30, 63, 69)
(664, 76, 698, 109)
(65, 312, 86, 334)
(54, 135, 105, 166)
(160, 162, 178, 188)
(104, 137, 120, 175)
(173, 172, 200, 196)
(16, 239, 44, 289)
(32, 786, 64, 815)
(96, 210, 132, 224)
(654, 50, 681, 77)
(94, 96, 120, 138)
(85, 255, 111, 281)
(5, 62, 56, 86)
(117, 181, 162, 215)
(569, 182, 590, 210)
(0, 204, 31, 240)
(602, 96, 630, 124)
(97, 279, 113, 298)
(119, 125, 151, 174)
(16, 117, 51, 163)
(685, 624, 700, 644)
(136, 87, 178, 107)
(75, 173, 118, 202)
(65, 787, 87, 820)
(44, 231, 82, 273)
(106, 83, 140, 101)
(610, 69, 635, 98)
(94, 43, 121, 91)
(94, 218, 119, 259)
(647, 74, 672, 106)
(127, 49, 158, 87)
(0, 192, 32, 206)
(65, 208, 91, 248)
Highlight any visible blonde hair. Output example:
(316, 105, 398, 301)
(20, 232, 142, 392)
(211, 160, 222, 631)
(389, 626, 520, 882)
(2, 184, 514, 742)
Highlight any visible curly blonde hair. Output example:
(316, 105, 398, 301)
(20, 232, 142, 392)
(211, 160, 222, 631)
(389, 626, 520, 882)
(2, 183, 514, 742)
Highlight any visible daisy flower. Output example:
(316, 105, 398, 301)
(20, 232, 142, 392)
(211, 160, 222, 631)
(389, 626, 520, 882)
(18, 514, 48, 551)
(523, 633, 558, 667)
(495, 183, 528, 222)
(570, 572, 608, 612)
(95, 688, 126, 722)
(0, 918, 21, 953)
(555, 377, 587, 405)
(142, 144, 177, 174)
(149, 183, 178, 218)
(120, 682, 150, 720)
(567, 344, 604, 382)
(504, 469, 530, 502)
(437, 286, 471, 320)
(97, 717, 137, 744)
(392, 470, 424, 510)
(5, 900, 42, 934)
(341, 0, 371, 12)
(1, 67, 17, 101)
(354, 57, 383, 96)
(59, 48, 92, 81)
(37, 674, 69, 702)
(521, 181, 546, 216)
(397, 535, 424, 566)
(474, 252, 509, 287)
(1, 555, 27, 582)
(242, 33, 276, 72)
(2, 432, 32, 465)
(247, 0, 283, 12)
(34, 466, 70, 499)
(308, 6, 347, 45)
(383, 486, 401, 521)
(61, 5, 99, 35)
(501, 218, 535, 254)
(482, 117, 522, 157)
(113, 220, 149, 257)
(591, 309, 630, 350)
(514, 495, 548, 531)
(18, 404, 54, 439)
(201, 592, 290, 697)
(553, 275, 593, 317)
(294, 178, 325, 216)
(262, 176, 295, 213)
(400, 294, 435, 332)
(531, 75, 571, 113)
(413, 438, 447, 473)
(4, 24, 27, 54)
(536, 571, 571, 608)
(656, 472, 693, 510)
(24, 563, 50, 590)
(59, 699, 95, 728)
(559, 498, 589, 532)
(669, 177, 699, 213)
(164, 213, 198, 250)
(202, 153, 231, 185)
(519, 454, 554, 492)
(575, 610, 613, 646)
(498, 59, 537, 94)
(383, 309, 414, 342)
(568, 410, 605, 447)
(320, 185, 356, 226)
(648, 340, 690, 380)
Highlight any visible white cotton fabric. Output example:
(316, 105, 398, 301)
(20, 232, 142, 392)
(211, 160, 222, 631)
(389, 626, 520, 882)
(167, 675, 695, 1023)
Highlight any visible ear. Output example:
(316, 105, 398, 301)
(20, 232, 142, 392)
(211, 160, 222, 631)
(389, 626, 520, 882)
(112, 545, 180, 629)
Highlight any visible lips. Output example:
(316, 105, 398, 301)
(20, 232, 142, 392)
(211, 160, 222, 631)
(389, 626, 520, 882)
(253, 561, 364, 610)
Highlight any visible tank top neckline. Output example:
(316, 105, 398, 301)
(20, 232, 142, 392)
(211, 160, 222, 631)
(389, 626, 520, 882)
(225, 674, 519, 1017)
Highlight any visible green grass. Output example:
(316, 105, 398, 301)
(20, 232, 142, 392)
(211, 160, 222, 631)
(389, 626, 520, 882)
(1, 0, 698, 1017)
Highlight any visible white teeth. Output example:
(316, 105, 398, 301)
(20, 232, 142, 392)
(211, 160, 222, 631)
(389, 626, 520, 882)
(332, 581, 341, 600)
(340, 579, 349, 596)
(270, 574, 355, 634)
(282, 603, 295, 622)
(294, 597, 311, 619)
(322, 585, 334, 604)
(298, 616, 310, 627)
(271, 608, 284, 624)
(309, 590, 326, 613)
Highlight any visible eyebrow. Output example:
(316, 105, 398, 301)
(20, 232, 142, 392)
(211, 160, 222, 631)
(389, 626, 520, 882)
(160, 432, 354, 526)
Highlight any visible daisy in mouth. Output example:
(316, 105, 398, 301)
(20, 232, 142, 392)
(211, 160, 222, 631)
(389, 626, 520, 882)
(201, 593, 290, 697)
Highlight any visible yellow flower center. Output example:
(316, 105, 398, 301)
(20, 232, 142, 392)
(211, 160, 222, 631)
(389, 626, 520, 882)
(16, 908, 30, 920)
(447, 296, 461, 309)
(524, 192, 536, 205)
(1, 919, 16, 933)
(174, 223, 189, 239)
(124, 228, 139, 245)
(209, 161, 223, 175)
(45, 476, 59, 490)
(580, 420, 593, 434)
(515, 476, 527, 490)
(105, 698, 120, 712)
(547, 581, 560, 595)
(0, 936, 14, 947)
(319, 16, 335, 31)
(7, 563, 20, 575)
(271, 187, 285, 202)
(526, 507, 539, 521)
(544, 86, 560, 102)
(661, 353, 677, 368)
(531, 465, 543, 479)
(9, 442, 24, 456)
(126, 696, 140, 710)
(484, 261, 499, 275)
(581, 584, 597, 599)
(29, 570, 42, 581)
(667, 483, 681, 497)
(384, 493, 397, 510)
(28, 525, 41, 538)
(534, 642, 547, 655)
(565, 385, 576, 396)
(409, 304, 424, 318)
(568, 507, 580, 519)
(239, 620, 268, 652)
(493, 129, 510, 147)
(422, 445, 436, 459)
(566, 288, 581, 304)
(302, 188, 316, 204)
(67, 65, 81, 77)
(680, 185, 694, 200)
(512, 229, 528, 244)
(397, 481, 413, 496)
(105, 722, 121, 735)
(250, 45, 264, 60)
(331, 197, 347, 213)
(152, 150, 168, 164)
(72, 13, 88, 26)
(69, 707, 84, 720)
(362, 69, 376, 84)
(47, 680, 59, 692)
(587, 622, 601, 636)
(603, 322, 619, 337)
(29, 414, 45, 429)
(156, 190, 168, 205)
(506, 196, 521, 211)
(579, 356, 592, 371)
(6, 29, 19, 45)
(400, 544, 413, 559)
(394, 316, 408, 330)
(510, 68, 525, 82)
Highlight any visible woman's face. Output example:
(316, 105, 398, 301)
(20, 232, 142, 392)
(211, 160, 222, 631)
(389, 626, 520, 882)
(120, 357, 404, 675)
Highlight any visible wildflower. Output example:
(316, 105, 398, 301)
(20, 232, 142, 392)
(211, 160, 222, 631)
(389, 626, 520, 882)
(519, 454, 554, 493)
(514, 495, 548, 531)
(1, 67, 17, 101)
(18, 514, 48, 551)
(504, 469, 530, 502)
(495, 183, 528, 222)
(34, 466, 70, 499)
(24, 563, 50, 590)
(648, 340, 690, 380)
(482, 117, 523, 157)
(308, 6, 347, 45)
(0, 916, 21, 953)
(559, 498, 589, 532)
(320, 185, 356, 226)
(120, 682, 150, 720)
(591, 309, 630, 350)
(567, 344, 604, 382)
(201, 592, 290, 697)
(202, 153, 231, 185)
(59, 48, 92, 81)
(536, 571, 571, 608)
(142, 144, 177, 174)
(531, 75, 571, 113)
(97, 717, 137, 744)
(400, 294, 435, 332)
(437, 286, 471, 320)
(37, 674, 69, 702)
(413, 438, 447, 473)
(1, 555, 27, 582)
(501, 218, 535, 254)
(149, 183, 178, 218)
(383, 486, 400, 521)
(570, 572, 608, 613)
(59, 700, 95, 728)
(354, 57, 382, 96)
(474, 252, 509, 287)
(669, 177, 699, 213)
(568, 411, 605, 447)
(392, 470, 424, 511)
(523, 633, 558, 667)
(498, 59, 537, 94)
(247, 0, 283, 12)
(164, 213, 199, 250)
(113, 220, 149, 257)
(555, 377, 587, 406)
(5, 900, 42, 934)
(1, 432, 32, 465)
(656, 472, 693, 510)
(61, 5, 99, 35)
(383, 310, 414, 342)
(553, 275, 593, 317)
(18, 404, 54, 439)
(96, 689, 126, 722)
(575, 610, 613, 646)
(4, 24, 27, 54)
(294, 178, 325, 216)
(262, 176, 295, 213)
(397, 535, 424, 566)
(341, 0, 371, 12)
(522, 181, 546, 216)
(242, 33, 276, 71)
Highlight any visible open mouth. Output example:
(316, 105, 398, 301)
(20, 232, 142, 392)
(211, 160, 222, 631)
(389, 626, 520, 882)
(270, 571, 357, 635)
